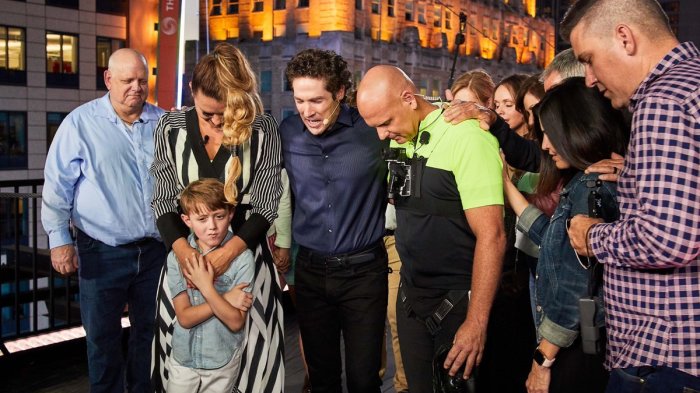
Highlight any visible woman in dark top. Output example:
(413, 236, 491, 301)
(149, 43, 284, 393)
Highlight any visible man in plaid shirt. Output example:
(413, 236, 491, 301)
(563, 1, 700, 392)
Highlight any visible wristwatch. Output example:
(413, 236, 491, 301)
(533, 347, 556, 368)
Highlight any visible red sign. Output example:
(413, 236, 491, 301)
(156, 0, 181, 110)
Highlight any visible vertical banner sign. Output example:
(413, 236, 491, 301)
(156, 0, 182, 110)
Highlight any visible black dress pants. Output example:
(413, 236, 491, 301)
(295, 248, 388, 393)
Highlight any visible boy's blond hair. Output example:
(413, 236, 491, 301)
(179, 179, 236, 215)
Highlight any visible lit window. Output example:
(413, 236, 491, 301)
(0, 26, 26, 85)
(211, 0, 222, 16)
(298, 0, 309, 8)
(433, 7, 442, 28)
(0, 111, 27, 170)
(432, 79, 440, 97)
(371, 0, 379, 14)
(47, 112, 68, 151)
(388, 0, 395, 17)
(417, 3, 426, 24)
(228, 0, 239, 14)
(253, 0, 263, 12)
(274, 0, 285, 10)
(46, 32, 79, 88)
(405, 1, 414, 21)
(96, 36, 125, 90)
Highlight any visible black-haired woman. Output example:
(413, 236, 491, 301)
(502, 77, 628, 393)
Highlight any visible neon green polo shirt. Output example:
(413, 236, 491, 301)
(393, 108, 503, 289)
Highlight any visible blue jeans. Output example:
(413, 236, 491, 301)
(77, 230, 165, 393)
(606, 366, 700, 393)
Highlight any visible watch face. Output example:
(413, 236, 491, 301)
(533, 348, 554, 367)
(533, 348, 546, 365)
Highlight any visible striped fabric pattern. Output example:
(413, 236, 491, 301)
(590, 42, 700, 376)
(149, 108, 285, 392)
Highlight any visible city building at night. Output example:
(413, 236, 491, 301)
(198, 0, 555, 120)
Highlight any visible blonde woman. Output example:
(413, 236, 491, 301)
(150, 43, 284, 392)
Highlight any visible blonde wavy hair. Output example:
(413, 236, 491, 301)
(191, 43, 263, 204)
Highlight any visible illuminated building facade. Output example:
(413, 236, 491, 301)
(199, 0, 555, 121)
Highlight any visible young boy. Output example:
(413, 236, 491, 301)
(165, 179, 254, 393)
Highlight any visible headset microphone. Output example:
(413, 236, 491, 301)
(419, 131, 431, 145)
(322, 101, 341, 126)
(202, 135, 210, 145)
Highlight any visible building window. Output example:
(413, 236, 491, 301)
(46, 112, 68, 150)
(253, 0, 263, 12)
(445, 10, 451, 29)
(418, 79, 427, 96)
(417, 3, 426, 24)
(405, 1, 414, 21)
(0, 111, 27, 170)
(0, 26, 26, 86)
(228, 0, 239, 14)
(388, 0, 395, 17)
(281, 108, 296, 121)
(96, 37, 125, 90)
(211, 0, 222, 16)
(432, 79, 440, 97)
(274, 0, 285, 10)
(260, 70, 272, 93)
(45, 0, 79, 9)
(433, 6, 442, 27)
(355, 0, 362, 11)
(371, 0, 380, 14)
(298, 0, 309, 8)
(96, 0, 128, 15)
(46, 32, 79, 89)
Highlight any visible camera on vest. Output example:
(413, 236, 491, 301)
(384, 147, 412, 199)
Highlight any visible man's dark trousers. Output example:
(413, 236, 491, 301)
(295, 244, 388, 393)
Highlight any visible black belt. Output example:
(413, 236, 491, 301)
(299, 240, 384, 268)
(120, 237, 159, 248)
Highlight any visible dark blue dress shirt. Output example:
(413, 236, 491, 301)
(279, 104, 388, 254)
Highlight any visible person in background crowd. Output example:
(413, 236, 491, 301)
(382, 204, 409, 393)
(150, 42, 284, 393)
(494, 74, 530, 138)
(42, 48, 165, 393)
(563, 1, 700, 392)
(447, 70, 496, 108)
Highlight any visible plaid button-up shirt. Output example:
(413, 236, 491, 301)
(590, 42, 700, 376)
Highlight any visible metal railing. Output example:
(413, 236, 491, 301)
(0, 179, 80, 353)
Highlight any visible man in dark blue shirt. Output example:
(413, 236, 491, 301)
(280, 49, 389, 393)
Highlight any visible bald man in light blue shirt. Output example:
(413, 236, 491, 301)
(42, 48, 165, 393)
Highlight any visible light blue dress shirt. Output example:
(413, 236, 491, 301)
(166, 232, 254, 369)
(42, 93, 164, 248)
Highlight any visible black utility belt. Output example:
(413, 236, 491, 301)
(299, 240, 384, 268)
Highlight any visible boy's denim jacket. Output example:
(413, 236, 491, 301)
(517, 171, 618, 348)
(166, 232, 254, 369)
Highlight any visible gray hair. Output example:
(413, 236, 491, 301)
(540, 48, 584, 83)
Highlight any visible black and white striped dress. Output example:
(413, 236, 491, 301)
(149, 108, 284, 393)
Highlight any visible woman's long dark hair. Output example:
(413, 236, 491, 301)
(535, 77, 629, 196)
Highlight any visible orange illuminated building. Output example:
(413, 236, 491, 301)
(197, 0, 554, 120)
